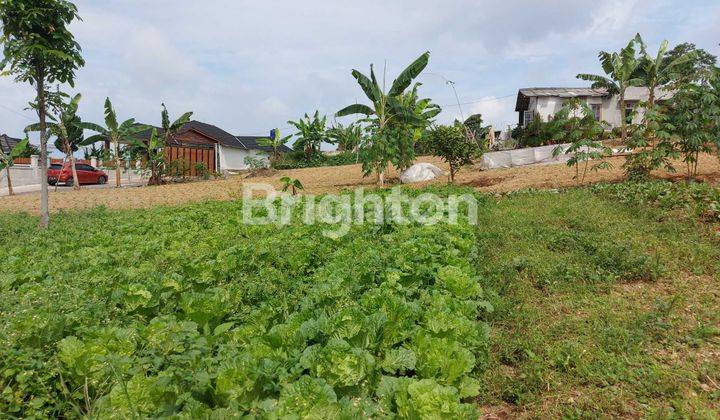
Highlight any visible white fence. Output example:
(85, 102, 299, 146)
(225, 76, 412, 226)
(479, 144, 572, 170)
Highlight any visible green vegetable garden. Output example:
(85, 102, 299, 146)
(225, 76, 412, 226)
(2, 1, 720, 418)
(1, 182, 719, 417)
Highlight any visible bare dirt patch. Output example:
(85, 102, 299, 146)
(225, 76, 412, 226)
(464, 176, 509, 188)
(1, 153, 718, 214)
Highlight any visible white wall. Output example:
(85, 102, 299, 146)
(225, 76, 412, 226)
(218, 146, 269, 171)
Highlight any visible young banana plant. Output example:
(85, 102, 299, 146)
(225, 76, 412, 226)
(0, 136, 29, 196)
(79, 98, 148, 187)
(336, 51, 437, 185)
(257, 128, 292, 162)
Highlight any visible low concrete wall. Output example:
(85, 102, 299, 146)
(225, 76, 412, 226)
(0, 166, 146, 191)
(0, 166, 41, 189)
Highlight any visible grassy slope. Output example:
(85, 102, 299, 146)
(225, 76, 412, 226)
(0, 186, 718, 417)
(474, 190, 720, 418)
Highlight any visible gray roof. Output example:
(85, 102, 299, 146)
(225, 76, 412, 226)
(516, 87, 608, 111)
(518, 87, 608, 98)
(516, 86, 674, 111)
(0, 134, 21, 154)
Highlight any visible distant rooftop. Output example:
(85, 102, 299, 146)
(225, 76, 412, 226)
(515, 86, 672, 111)
(518, 87, 608, 98)
(0, 134, 22, 155)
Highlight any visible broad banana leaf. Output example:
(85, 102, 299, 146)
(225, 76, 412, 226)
(388, 51, 430, 97)
(103, 98, 119, 132)
(0, 137, 29, 170)
(77, 122, 109, 135)
(81, 134, 109, 145)
(336, 104, 375, 117)
(351, 69, 380, 103)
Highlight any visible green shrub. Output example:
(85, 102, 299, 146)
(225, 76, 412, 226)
(273, 150, 357, 169)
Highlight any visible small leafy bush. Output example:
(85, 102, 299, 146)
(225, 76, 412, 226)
(273, 150, 357, 170)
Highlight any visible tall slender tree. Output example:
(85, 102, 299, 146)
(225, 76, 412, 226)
(80, 98, 147, 187)
(1, 0, 85, 228)
(577, 36, 643, 143)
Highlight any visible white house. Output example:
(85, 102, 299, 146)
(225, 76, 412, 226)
(515, 87, 672, 128)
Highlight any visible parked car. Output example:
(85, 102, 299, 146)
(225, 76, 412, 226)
(47, 162, 108, 186)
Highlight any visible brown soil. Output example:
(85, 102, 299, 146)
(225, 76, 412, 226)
(1, 154, 718, 214)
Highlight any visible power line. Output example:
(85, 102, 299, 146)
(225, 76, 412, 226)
(0, 103, 35, 122)
(438, 93, 517, 108)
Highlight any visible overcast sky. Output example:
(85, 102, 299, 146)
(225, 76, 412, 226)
(1, 0, 718, 152)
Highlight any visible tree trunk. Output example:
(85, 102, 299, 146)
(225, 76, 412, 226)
(114, 139, 121, 187)
(620, 92, 627, 143)
(69, 153, 80, 190)
(449, 166, 455, 183)
(37, 73, 49, 229)
(646, 88, 655, 134)
(6, 166, 13, 196)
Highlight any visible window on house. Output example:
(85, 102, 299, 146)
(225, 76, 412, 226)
(523, 110, 533, 127)
(590, 104, 602, 121)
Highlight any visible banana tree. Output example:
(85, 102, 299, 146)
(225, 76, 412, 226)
(577, 36, 643, 142)
(336, 51, 433, 185)
(257, 128, 292, 162)
(288, 111, 327, 159)
(327, 122, 363, 153)
(394, 82, 441, 171)
(635, 35, 695, 111)
(150, 104, 192, 185)
(79, 98, 147, 187)
(131, 128, 164, 185)
(26, 92, 88, 190)
(0, 136, 29, 196)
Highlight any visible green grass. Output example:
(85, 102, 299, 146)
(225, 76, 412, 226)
(0, 183, 719, 418)
(474, 188, 720, 417)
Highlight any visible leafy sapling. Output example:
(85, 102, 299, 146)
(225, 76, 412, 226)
(551, 99, 613, 184)
(280, 176, 304, 195)
(426, 123, 481, 183)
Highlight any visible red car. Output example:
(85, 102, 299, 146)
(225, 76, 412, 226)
(47, 162, 108, 186)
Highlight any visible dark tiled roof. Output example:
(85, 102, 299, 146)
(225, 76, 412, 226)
(181, 120, 245, 149)
(0, 134, 22, 154)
